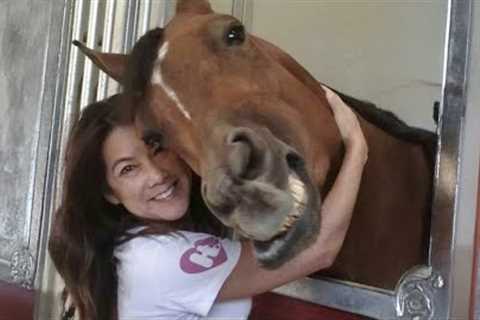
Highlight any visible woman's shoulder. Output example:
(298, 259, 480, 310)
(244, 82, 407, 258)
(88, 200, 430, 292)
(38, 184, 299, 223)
(115, 230, 240, 267)
(115, 230, 217, 259)
(115, 230, 235, 284)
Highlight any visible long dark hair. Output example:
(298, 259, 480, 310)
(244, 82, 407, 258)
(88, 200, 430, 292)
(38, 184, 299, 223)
(48, 94, 225, 320)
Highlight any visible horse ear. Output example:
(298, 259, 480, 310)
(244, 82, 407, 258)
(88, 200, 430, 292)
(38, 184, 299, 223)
(73, 41, 127, 84)
(176, 0, 213, 15)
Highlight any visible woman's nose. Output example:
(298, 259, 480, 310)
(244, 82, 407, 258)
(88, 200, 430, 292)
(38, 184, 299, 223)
(145, 160, 168, 187)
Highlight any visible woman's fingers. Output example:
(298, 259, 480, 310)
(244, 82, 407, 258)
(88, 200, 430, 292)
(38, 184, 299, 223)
(321, 85, 368, 161)
(321, 85, 359, 140)
(322, 85, 348, 111)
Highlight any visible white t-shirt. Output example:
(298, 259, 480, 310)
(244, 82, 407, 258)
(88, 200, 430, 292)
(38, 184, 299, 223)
(115, 230, 252, 320)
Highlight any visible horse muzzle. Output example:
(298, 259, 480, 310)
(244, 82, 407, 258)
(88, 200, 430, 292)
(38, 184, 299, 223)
(200, 125, 321, 266)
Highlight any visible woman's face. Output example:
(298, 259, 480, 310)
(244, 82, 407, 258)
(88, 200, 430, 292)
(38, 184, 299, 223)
(102, 125, 191, 221)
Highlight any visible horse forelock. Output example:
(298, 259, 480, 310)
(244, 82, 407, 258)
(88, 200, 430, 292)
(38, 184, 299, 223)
(123, 27, 195, 132)
(124, 27, 163, 96)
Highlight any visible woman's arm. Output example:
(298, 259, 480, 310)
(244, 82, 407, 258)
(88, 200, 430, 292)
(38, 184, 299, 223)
(218, 87, 368, 300)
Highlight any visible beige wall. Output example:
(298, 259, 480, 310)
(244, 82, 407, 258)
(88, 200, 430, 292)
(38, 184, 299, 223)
(248, 0, 447, 130)
(211, 0, 235, 14)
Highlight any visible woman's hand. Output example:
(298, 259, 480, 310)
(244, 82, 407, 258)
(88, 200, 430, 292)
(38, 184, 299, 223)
(322, 85, 368, 164)
(315, 85, 368, 264)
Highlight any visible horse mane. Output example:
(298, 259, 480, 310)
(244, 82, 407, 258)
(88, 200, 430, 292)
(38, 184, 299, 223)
(334, 90, 437, 164)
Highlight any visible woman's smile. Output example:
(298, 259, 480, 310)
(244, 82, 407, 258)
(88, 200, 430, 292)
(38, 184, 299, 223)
(150, 180, 178, 201)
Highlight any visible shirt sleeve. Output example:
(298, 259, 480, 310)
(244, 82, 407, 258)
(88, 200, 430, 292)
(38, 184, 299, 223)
(152, 231, 242, 316)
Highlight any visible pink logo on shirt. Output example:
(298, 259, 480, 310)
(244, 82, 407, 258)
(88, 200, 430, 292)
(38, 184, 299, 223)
(180, 237, 227, 273)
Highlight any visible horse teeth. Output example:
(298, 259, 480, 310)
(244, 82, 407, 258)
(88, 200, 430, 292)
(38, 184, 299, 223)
(283, 218, 293, 228)
(295, 200, 306, 211)
(279, 208, 304, 234)
(289, 175, 305, 200)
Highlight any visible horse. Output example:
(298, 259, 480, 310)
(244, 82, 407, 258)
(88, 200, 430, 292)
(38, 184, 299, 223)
(75, 0, 435, 289)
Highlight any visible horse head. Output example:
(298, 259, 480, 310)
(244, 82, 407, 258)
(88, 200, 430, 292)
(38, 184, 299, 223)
(77, 0, 344, 269)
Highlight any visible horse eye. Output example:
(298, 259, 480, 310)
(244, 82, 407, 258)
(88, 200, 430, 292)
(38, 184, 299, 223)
(142, 131, 164, 153)
(225, 24, 245, 46)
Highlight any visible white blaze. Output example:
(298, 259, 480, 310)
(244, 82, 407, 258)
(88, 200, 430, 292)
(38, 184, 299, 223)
(151, 41, 192, 120)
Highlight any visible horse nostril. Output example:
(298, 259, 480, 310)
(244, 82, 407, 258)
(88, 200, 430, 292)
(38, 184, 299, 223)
(286, 152, 305, 171)
(231, 135, 249, 146)
(227, 130, 250, 145)
(226, 129, 263, 180)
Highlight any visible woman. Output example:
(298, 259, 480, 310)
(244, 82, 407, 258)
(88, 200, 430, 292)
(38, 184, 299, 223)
(49, 87, 367, 320)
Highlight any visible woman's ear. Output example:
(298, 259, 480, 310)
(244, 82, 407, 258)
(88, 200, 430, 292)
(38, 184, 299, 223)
(104, 192, 120, 205)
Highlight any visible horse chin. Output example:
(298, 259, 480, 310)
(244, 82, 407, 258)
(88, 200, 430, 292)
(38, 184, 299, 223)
(252, 174, 320, 269)
(202, 157, 320, 268)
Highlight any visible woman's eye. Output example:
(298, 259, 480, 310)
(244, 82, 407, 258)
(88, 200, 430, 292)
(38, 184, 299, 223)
(120, 164, 136, 176)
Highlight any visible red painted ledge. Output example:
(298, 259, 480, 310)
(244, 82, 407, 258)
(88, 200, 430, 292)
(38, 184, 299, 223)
(251, 292, 368, 320)
(0, 281, 34, 320)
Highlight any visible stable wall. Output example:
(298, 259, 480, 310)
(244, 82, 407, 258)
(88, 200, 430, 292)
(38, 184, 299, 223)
(246, 0, 447, 131)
